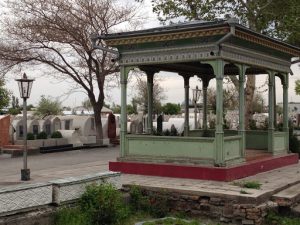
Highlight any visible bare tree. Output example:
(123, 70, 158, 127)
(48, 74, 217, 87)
(0, 0, 143, 143)
(133, 75, 166, 114)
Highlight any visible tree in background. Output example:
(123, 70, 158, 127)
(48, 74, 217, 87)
(0, 78, 10, 113)
(162, 103, 181, 115)
(0, 0, 143, 144)
(35, 95, 62, 118)
(207, 87, 238, 113)
(149, 0, 300, 128)
(295, 80, 300, 96)
(133, 76, 166, 114)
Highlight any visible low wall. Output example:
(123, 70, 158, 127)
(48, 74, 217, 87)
(124, 186, 276, 225)
(245, 130, 268, 150)
(15, 138, 68, 148)
(224, 136, 242, 161)
(0, 172, 120, 216)
(125, 135, 215, 164)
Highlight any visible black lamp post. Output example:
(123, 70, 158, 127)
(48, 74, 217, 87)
(192, 86, 201, 129)
(15, 73, 34, 181)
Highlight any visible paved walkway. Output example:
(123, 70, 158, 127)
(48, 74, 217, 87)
(0, 146, 300, 203)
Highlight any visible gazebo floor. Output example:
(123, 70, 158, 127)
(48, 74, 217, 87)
(109, 150, 299, 181)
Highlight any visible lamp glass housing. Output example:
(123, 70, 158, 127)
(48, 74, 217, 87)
(15, 73, 34, 99)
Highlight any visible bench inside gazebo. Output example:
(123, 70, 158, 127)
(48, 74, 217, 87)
(97, 19, 300, 181)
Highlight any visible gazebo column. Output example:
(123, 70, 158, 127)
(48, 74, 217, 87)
(282, 74, 289, 152)
(183, 75, 190, 136)
(202, 78, 210, 130)
(208, 60, 225, 166)
(268, 71, 275, 153)
(120, 66, 132, 157)
(146, 71, 155, 134)
(238, 65, 247, 157)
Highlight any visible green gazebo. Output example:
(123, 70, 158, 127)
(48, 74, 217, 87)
(98, 19, 300, 180)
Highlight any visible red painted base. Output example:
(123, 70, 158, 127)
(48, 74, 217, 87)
(109, 154, 299, 181)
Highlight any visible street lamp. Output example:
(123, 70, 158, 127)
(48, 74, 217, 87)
(15, 73, 34, 181)
(192, 86, 201, 129)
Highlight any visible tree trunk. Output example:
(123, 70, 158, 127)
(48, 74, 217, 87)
(93, 104, 104, 145)
(245, 75, 256, 129)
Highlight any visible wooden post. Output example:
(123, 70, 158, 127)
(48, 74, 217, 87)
(268, 71, 275, 153)
(184, 76, 190, 136)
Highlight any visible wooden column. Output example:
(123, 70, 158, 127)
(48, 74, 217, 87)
(183, 76, 190, 136)
(238, 65, 247, 157)
(282, 74, 289, 152)
(146, 71, 155, 134)
(207, 60, 225, 166)
(120, 66, 131, 157)
(202, 78, 209, 130)
(268, 71, 275, 153)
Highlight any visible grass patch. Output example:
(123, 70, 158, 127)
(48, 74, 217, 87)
(240, 189, 251, 194)
(265, 211, 300, 225)
(233, 180, 262, 189)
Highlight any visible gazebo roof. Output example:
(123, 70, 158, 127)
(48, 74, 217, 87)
(102, 19, 300, 56)
(100, 19, 300, 74)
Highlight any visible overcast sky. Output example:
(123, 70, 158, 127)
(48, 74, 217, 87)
(4, 0, 300, 107)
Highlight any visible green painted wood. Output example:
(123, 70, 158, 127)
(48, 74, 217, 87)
(202, 84, 208, 130)
(120, 66, 133, 157)
(237, 64, 247, 158)
(268, 71, 275, 153)
(273, 132, 286, 154)
(206, 59, 225, 166)
(224, 136, 242, 161)
(146, 72, 154, 134)
(184, 76, 190, 136)
(126, 135, 215, 159)
(283, 74, 289, 151)
(245, 130, 268, 150)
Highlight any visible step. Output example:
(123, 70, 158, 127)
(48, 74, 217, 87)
(2, 145, 24, 149)
(272, 183, 300, 206)
(1, 147, 40, 157)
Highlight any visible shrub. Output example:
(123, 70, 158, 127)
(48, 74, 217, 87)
(163, 129, 170, 136)
(170, 125, 178, 136)
(26, 133, 35, 140)
(129, 186, 169, 218)
(79, 183, 128, 225)
(249, 119, 257, 130)
(55, 207, 88, 225)
(51, 131, 63, 138)
(37, 131, 48, 139)
(289, 135, 300, 155)
(129, 185, 150, 212)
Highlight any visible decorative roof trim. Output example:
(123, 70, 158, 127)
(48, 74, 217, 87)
(105, 27, 229, 46)
(235, 30, 300, 56)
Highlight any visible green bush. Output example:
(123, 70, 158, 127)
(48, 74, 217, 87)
(51, 131, 63, 138)
(129, 186, 150, 212)
(79, 183, 128, 225)
(289, 135, 300, 155)
(129, 186, 169, 218)
(55, 207, 88, 225)
(37, 131, 48, 139)
(26, 133, 35, 140)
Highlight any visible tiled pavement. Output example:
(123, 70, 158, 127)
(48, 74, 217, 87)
(0, 146, 300, 202)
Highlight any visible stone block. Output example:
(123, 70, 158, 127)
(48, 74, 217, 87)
(0, 183, 52, 215)
(242, 219, 255, 225)
(51, 171, 121, 205)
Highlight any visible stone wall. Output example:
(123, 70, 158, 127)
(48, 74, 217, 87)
(0, 115, 10, 147)
(124, 186, 277, 225)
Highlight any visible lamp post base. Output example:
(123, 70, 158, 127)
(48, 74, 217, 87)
(21, 169, 30, 181)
